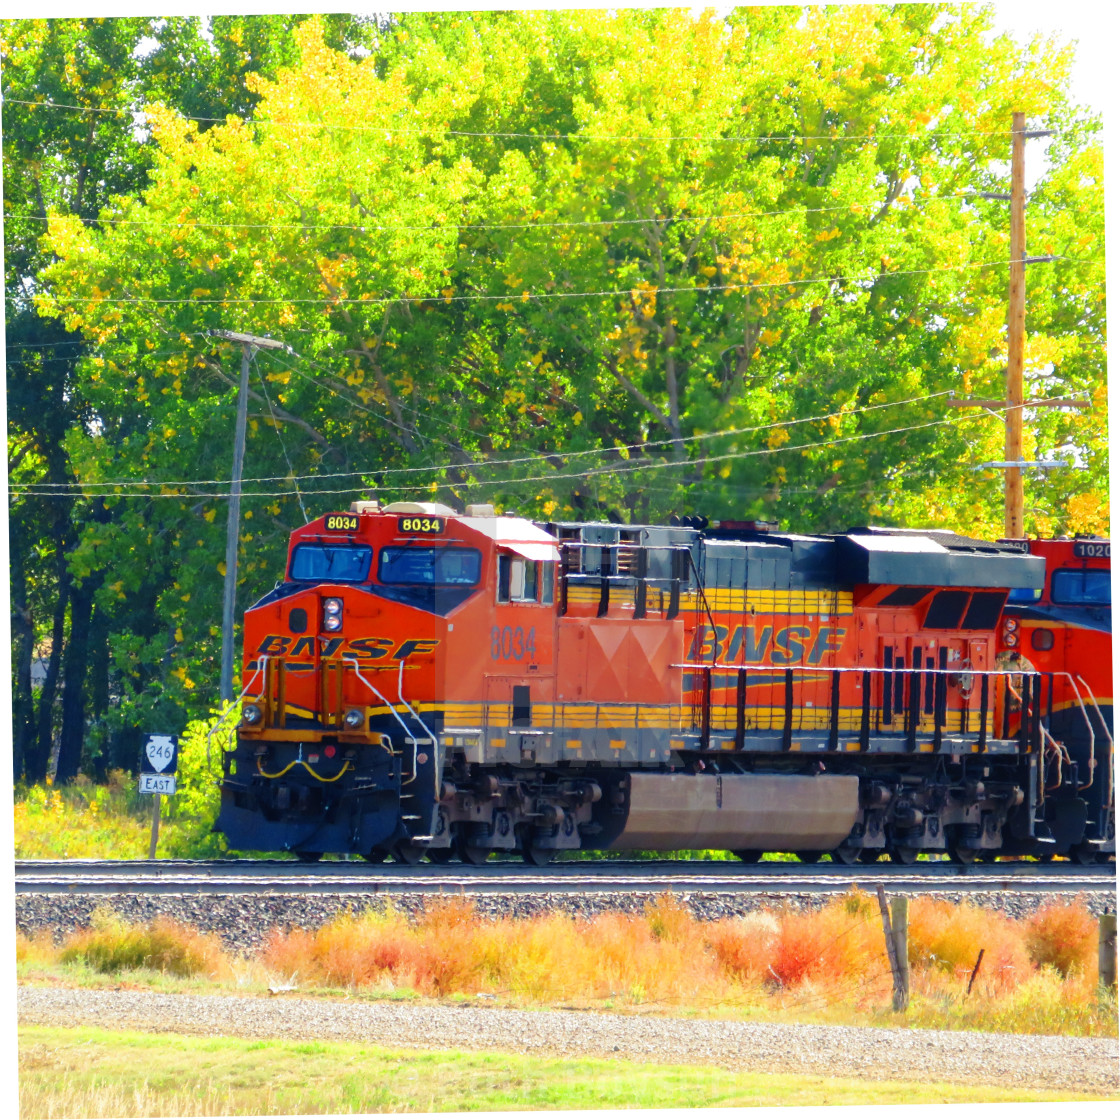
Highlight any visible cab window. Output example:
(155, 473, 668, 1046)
(1050, 568, 1111, 606)
(498, 557, 555, 603)
(290, 544, 372, 583)
(378, 547, 481, 586)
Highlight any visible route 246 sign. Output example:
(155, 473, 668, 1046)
(138, 734, 178, 795)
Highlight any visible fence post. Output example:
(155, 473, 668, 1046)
(1099, 914, 1117, 990)
(891, 895, 910, 1009)
(876, 884, 909, 1013)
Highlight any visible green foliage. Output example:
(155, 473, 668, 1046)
(6, 9, 1107, 771)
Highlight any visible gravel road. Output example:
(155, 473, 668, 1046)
(17, 986, 1120, 1096)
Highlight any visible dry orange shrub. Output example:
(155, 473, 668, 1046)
(1024, 899, 1098, 977)
(256, 893, 1105, 1019)
(907, 898, 1031, 994)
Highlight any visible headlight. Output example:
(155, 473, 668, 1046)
(1004, 633, 1019, 648)
(1003, 617, 1019, 633)
(242, 704, 263, 726)
(323, 597, 343, 631)
(343, 708, 365, 729)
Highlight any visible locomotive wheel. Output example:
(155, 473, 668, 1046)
(425, 847, 456, 864)
(295, 851, 322, 863)
(458, 843, 492, 866)
(731, 849, 762, 864)
(948, 845, 978, 866)
(829, 844, 862, 865)
(1071, 844, 1098, 866)
(521, 844, 553, 866)
(889, 846, 920, 865)
(362, 849, 388, 864)
(794, 850, 823, 864)
(392, 842, 426, 865)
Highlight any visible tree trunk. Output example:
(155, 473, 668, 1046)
(87, 604, 111, 781)
(9, 541, 36, 781)
(56, 577, 97, 784)
(30, 567, 70, 783)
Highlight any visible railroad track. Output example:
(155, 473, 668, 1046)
(15, 858, 1116, 897)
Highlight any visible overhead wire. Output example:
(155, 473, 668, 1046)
(6, 401, 1037, 501)
(10, 198, 962, 234)
(16, 389, 959, 491)
(252, 351, 308, 522)
(0, 97, 1048, 144)
(31, 254, 1086, 309)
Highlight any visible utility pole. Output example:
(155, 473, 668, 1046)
(207, 330, 292, 701)
(1005, 110, 1027, 539)
(949, 113, 1083, 537)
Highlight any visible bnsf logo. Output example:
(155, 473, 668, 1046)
(256, 635, 439, 660)
(690, 624, 847, 665)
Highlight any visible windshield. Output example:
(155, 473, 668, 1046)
(379, 546, 481, 586)
(1050, 568, 1111, 606)
(290, 544, 372, 583)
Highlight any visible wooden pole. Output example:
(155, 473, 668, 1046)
(890, 895, 910, 1009)
(1099, 914, 1117, 990)
(148, 793, 161, 859)
(876, 885, 908, 1012)
(1005, 111, 1027, 538)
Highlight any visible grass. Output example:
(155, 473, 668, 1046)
(17, 1024, 1115, 1117)
(17, 893, 1119, 1038)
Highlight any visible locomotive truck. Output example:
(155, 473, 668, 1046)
(215, 500, 1113, 865)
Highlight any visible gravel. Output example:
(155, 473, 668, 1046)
(15, 889, 1118, 952)
(17, 987, 1120, 1094)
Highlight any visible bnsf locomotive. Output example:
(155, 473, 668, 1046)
(216, 501, 1114, 865)
(1001, 537, 1113, 862)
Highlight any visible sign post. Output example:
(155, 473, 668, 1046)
(139, 734, 179, 859)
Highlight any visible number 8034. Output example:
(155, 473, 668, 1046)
(491, 625, 536, 661)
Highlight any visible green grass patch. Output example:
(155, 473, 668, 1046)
(18, 1024, 1116, 1117)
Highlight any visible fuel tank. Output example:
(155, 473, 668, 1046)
(612, 772, 859, 850)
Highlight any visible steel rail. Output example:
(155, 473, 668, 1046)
(14, 858, 1114, 897)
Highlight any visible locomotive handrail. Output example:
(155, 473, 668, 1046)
(1076, 673, 1113, 810)
(396, 658, 441, 803)
(207, 656, 270, 766)
(342, 658, 417, 783)
(1056, 671, 1098, 791)
(671, 662, 1047, 756)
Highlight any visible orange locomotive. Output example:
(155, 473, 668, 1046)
(217, 500, 1099, 864)
(1001, 537, 1113, 862)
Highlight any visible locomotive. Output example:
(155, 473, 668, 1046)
(1001, 537, 1113, 862)
(215, 500, 1114, 865)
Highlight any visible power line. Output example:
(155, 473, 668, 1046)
(7, 201, 923, 234)
(20, 390, 957, 492)
(5, 403, 1031, 501)
(37, 255, 1086, 309)
(0, 97, 1042, 144)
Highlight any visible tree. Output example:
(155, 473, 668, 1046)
(18, 8, 1106, 778)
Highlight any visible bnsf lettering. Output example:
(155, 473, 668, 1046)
(689, 624, 847, 665)
(255, 634, 440, 660)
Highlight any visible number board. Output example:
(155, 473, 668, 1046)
(398, 516, 445, 534)
(324, 513, 360, 532)
(1073, 540, 1110, 559)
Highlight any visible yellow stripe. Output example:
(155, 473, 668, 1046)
(564, 587, 854, 614)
